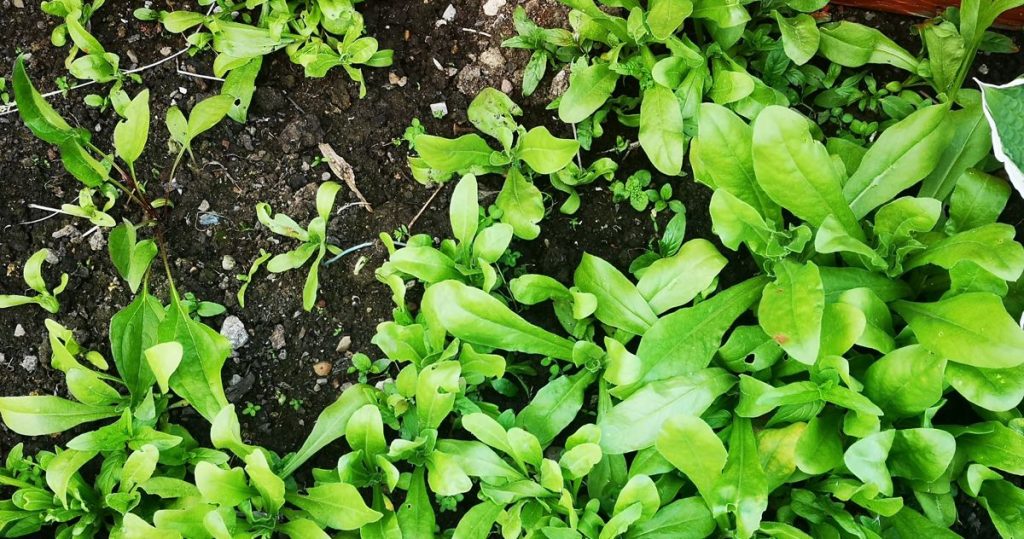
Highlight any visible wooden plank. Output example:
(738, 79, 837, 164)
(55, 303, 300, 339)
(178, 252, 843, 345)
(830, 0, 1024, 29)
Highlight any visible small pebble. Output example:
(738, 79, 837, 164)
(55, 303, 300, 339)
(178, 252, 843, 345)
(222, 255, 236, 271)
(336, 335, 352, 353)
(313, 361, 332, 376)
(13, 324, 25, 337)
(198, 199, 210, 212)
(199, 213, 221, 227)
(430, 102, 448, 118)
(220, 316, 249, 350)
(20, 355, 37, 373)
(270, 324, 286, 350)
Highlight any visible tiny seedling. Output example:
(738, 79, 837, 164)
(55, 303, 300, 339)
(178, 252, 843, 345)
(60, 186, 117, 227)
(242, 402, 261, 417)
(0, 249, 68, 314)
(235, 249, 271, 308)
(257, 181, 343, 311)
(610, 170, 683, 214)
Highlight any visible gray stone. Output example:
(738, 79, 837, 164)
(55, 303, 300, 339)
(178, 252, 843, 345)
(220, 316, 249, 350)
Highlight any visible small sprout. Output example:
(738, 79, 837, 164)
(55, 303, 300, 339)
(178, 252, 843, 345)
(0, 249, 68, 314)
(257, 182, 342, 311)
(242, 402, 261, 417)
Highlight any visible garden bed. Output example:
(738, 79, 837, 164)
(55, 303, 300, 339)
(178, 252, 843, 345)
(1, 0, 1023, 538)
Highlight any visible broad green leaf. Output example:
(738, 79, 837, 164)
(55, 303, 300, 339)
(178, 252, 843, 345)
(864, 346, 945, 417)
(0, 396, 117, 436)
(757, 423, 806, 491)
(559, 62, 618, 124)
(518, 127, 579, 175)
(575, 253, 657, 335)
(244, 450, 285, 513)
(639, 85, 685, 176)
(450, 174, 479, 245)
(626, 497, 715, 539)
(794, 410, 844, 475)
(422, 280, 575, 360)
(222, 57, 262, 124)
(774, 12, 819, 65)
(636, 276, 766, 382)
(346, 404, 387, 458)
(752, 106, 861, 237)
(109, 290, 164, 403)
(946, 362, 1024, 412)
(919, 102, 992, 200)
(467, 88, 522, 150)
(905, 223, 1024, 282)
(843, 104, 953, 218)
(656, 416, 726, 499)
(160, 291, 230, 421)
(844, 430, 895, 496)
(114, 89, 150, 165)
(452, 501, 502, 539)
(692, 0, 750, 28)
(888, 429, 956, 482)
(46, 449, 97, 507)
(13, 56, 74, 145)
(416, 133, 495, 174)
(758, 260, 824, 365)
(287, 483, 382, 530)
(144, 341, 183, 394)
(599, 368, 735, 454)
(893, 293, 1024, 369)
(647, 0, 692, 41)
(978, 480, 1024, 539)
(637, 240, 726, 314)
(121, 513, 184, 539)
(195, 462, 254, 507)
(388, 247, 462, 283)
(517, 370, 597, 446)
(280, 385, 374, 476)
(960, 422, 1024, 475)
(691, 104, 779, 221)
(818, 21, 920, 73)
(185, 94, 235, 142)
(947, 169, 1010, 232)
(496, 167, 544, 240)
(398, 468, 435, 538)
(417, 361, 461, 430)
(711, 418, 768, 539)
(278, 519, 331, 539)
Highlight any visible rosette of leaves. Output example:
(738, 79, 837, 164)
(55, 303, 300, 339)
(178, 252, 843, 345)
(139, 0, 393, 112)
(256, 181, 343, 311)
(410, 88, 580, 240)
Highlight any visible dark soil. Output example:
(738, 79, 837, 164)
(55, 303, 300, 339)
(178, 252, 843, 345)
(0, 1, 1021, 538)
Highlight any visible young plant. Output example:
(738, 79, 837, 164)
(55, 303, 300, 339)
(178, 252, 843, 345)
(137, 0, 393, 101)
(0, 249, 68, 314)
(378, 174, 515, 295)
(410, 88, 580, 239)
(256, 181, 343, 311)
(609, 169, 684, 214)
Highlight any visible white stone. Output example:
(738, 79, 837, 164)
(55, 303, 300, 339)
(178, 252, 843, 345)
(220, 316, 249, 350)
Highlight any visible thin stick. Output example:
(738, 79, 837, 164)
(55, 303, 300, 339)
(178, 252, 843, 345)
(408, 184, 445, 231)
(176, 68, 225, 82)
(323, 241, 375, 266)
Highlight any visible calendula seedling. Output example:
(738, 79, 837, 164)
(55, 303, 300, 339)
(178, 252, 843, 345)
(60, 186, 118, 227)
(236, 249, 271, 308)
(138, 0, 393, 102)
(410, 88, 580, 239)
(0, 249, 69, 314)
(257, 182, 343, 311)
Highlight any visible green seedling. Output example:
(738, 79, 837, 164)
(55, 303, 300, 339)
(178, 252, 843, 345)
(257, 181, 343, 311)
(0, 249, 68, 314)
(410, 88, 580, 239)
(610, 169, 683, 214)
(60, 186, 117, 227)
(139, 0, 393, 102)
(236, 249, 271, 308)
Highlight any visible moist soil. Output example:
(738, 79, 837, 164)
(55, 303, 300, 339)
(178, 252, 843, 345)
(0, 1, 1021, 537)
